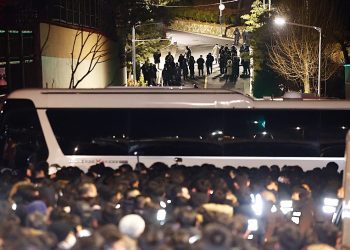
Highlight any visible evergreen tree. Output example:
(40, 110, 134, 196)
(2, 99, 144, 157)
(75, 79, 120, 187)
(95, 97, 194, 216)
(241, 0, 282, 97)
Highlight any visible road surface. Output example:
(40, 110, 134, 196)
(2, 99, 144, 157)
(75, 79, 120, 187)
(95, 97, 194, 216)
(156, 29, 252, 94)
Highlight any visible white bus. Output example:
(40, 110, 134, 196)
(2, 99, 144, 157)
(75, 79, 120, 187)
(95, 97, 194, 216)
(0, 88, 349, 173)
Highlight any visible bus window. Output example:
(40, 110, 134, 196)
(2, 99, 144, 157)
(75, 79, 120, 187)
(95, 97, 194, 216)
(320, 110, 350, 157)
(0, 99, 48, 171)
(46, 109, 130, 155)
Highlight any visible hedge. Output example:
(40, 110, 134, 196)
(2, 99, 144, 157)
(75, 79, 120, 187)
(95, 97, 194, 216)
(170, 8, 239, 25)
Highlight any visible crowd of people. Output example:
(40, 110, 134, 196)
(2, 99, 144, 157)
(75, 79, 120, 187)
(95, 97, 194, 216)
(0, 159, 344, 250)
(139, 39, 251, 86)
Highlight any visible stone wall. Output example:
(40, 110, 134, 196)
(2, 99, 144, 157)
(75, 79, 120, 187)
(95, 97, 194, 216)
(169, 19, 243, 39)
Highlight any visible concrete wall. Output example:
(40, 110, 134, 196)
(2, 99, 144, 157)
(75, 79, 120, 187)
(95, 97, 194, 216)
(170, 19, 244, 39)
(40, 23, 122, 88)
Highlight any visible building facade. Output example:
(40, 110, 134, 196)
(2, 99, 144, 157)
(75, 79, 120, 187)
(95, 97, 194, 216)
(0, 0, 123, 91)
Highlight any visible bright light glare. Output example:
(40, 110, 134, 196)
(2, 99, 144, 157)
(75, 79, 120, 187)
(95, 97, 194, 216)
(115, 204, 121, 209)
(274, 17, 286, 26)
(281, 207, 293, 214)
(251, 194, 263, 216)
(247, 234, 254, 240)
(280, 202, 293, 215)
(160, 201, 167, 208)
(291, 216, 300, 224)
(248, 219, 258, 231)
(271, 205, 278, 213)
(63, 206, 71, 213)
(211, 130, 223, 136)
(323, 205, 336, 214)
(189, 235, 201, 244)
(343, 201, 350, 219)
(157, 209, 166, 221)
(324, 198, 339, 207)
(292, 211, 301, 217)
(77, 229, 92, 238)
(296, 126, 301, 130)
(11, 203, 17, 211)
(219, 3, 225, 10)
(280, 200, 293, 208)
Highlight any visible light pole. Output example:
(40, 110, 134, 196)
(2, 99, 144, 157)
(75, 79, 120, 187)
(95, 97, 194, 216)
(132, 25, 136, 86)
(219, 1, 225, 36)
(274, 17, 322, 96)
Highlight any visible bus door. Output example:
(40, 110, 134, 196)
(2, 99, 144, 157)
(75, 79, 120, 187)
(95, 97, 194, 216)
(342, 131, 350, 248)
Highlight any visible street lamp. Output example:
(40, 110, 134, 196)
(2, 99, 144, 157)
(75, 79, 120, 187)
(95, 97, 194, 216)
(219, 0, 225, 36)
(132, 25, 137, 86)
(274, 17, 322, 96)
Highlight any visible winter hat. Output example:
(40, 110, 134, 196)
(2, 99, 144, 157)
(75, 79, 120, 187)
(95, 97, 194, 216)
(25, 200, 47, 215)
(118, 214, 145, 239)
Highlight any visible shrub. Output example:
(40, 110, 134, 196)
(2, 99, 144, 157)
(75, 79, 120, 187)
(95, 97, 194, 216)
(170, 8, 237, 25)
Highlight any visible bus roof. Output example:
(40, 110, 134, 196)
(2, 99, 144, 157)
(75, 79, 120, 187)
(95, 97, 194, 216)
(6, 88, 350, 109)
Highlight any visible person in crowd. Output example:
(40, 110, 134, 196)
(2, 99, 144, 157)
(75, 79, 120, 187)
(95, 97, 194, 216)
(178, 53, 185, 75)
(196, 55, 205, 76)
(175, 63, 182, 86)
(225, 59, 233, 83)
(153, 49, 161, 69)
(188, 55, 195, 79)
(149, 63, 157, 86)
(234, 28, 241, 45)
(162, 63, 170, 86)
(165, 52, 174, 64)
(185, 45, 192, 60)
(141, 61, 150, 85)
(231, 43, 238, 57)
(182, 59, 189, 81)
(219, 50, 227, 75)
(242, 29, 249, 44)
(240, 45, 250, 77)
(211, 43, 221, 64)
(0, 159, 343, 250)
(206, 53, 214, 75)
(232, 56, 240, 81)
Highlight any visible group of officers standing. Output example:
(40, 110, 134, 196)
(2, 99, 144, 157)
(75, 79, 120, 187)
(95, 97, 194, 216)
(139, 36, 250, 86)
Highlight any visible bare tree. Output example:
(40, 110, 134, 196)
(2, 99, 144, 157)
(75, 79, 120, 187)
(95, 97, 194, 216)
(69, 30, 110, 89)
(268, 0, 343, 94)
